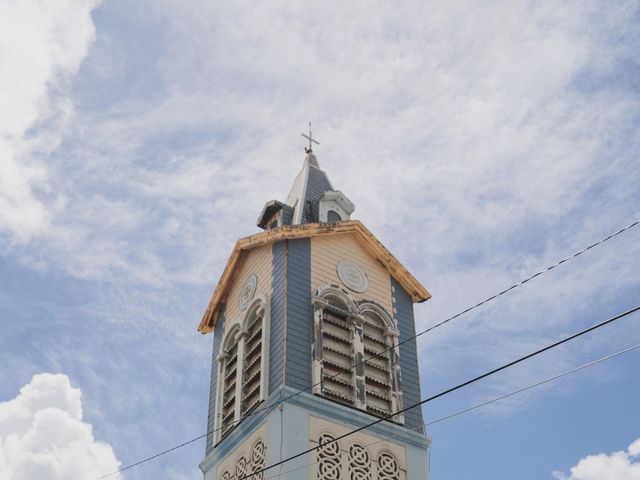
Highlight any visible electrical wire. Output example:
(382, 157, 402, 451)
(96, 406, 271, 479)
(218, 219, 639, 439)
(94, 220, 638, 479)
(259, 341, 640, 480)
(237, 305, 639, 480)
(423, 342, 640, 427)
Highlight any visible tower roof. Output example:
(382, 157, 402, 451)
(198, 220, 431, 333)
(257, 147, 354, 229)
(285, 152, 334, 224)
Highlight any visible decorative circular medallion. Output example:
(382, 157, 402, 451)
(337, 260, 369, 293)
(239, 274, 257, 310)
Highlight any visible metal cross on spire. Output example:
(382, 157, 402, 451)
(301, 122, 319, 153)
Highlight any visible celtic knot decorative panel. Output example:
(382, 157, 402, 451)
(311, 417, 408, 480)
(377, 452, 400, 480)
(348, 443, 371, 480)
(317, 433, 342, 480)
(250, 439, 266, 480)
(235, 455, 248, 479)
(216, 436, 266, 480)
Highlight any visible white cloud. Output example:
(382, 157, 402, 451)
(25, 0, 637, 288)
(553, 438, 640, 480)
(0, 0, 638, 460)
(0, 0, 100, 241)
(0, 373, 121, 480)
(5, 0, 636, 381)
(0, 2, 638, 478)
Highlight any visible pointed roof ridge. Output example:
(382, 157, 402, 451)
(198, 220, 431, 333)
(304, 150, 319, 168)
(257, 131, 355, 230)
(285, 152, 334, 224)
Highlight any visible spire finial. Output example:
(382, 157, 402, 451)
(301, 122, 319, 154)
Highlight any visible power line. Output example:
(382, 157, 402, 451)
(238, 305, 639, 480)
(423, 341, 640, 427)
(94, 220, 638, 479)
(411, 220, 639, 339)
(261, 418, 430, 480)
(260, 341, 640, 480)
(310, 219, 640, 408)
(233, 219, 639, 443)
(225, 219, 639, 436)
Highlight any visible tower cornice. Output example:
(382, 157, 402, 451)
(198, 220, 431, 334)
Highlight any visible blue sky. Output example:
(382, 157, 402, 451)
(1, 1, 639, 479)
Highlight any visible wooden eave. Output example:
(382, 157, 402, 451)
(197, 220, 431, 334)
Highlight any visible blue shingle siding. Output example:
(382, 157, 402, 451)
(391, 278, 425, 432)
(270, 241, 287, 392)
(301, 167, 333, 223)
(206, 309, 225, 454)
(281, 205, 294, 226)
(284, 238, 313, 390)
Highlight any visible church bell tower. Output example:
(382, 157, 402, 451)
(198, 131, 432, 480)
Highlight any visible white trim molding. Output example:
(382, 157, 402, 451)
(311, 285, 405, 424)
(214, 294, 271, 443)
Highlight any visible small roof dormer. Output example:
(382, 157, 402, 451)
(256, 127, 355, 230)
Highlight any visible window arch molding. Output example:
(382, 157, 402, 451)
(240, 295, 271, 416)
(215, 294, 271, 443)
(313, 284, 358, 313)
(358, 301, 403, 419)
(311, 285, 403, 422)
(216, 324, 241, 439)
(357, 301, 396, 330)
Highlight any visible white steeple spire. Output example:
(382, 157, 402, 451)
(256, 127, 355, 229)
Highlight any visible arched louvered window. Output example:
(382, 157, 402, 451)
(327, 210, 342, 222)
(316, 295, 354, 406)
(219, 328, 240, 437)
(242, 304, 265, 416)
(362, 312, 393, 416)
(216, 298, 270, 443)
(235, 455, 247, 480)
(312, 287, 403, 423)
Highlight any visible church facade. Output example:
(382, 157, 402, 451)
(198, 141, 431, 480)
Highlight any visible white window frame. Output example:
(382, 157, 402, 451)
(214, 295, 271, 443)
(312, 285, 404, 423)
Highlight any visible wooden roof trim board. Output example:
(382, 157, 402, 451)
(198, 221, 431, 334)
